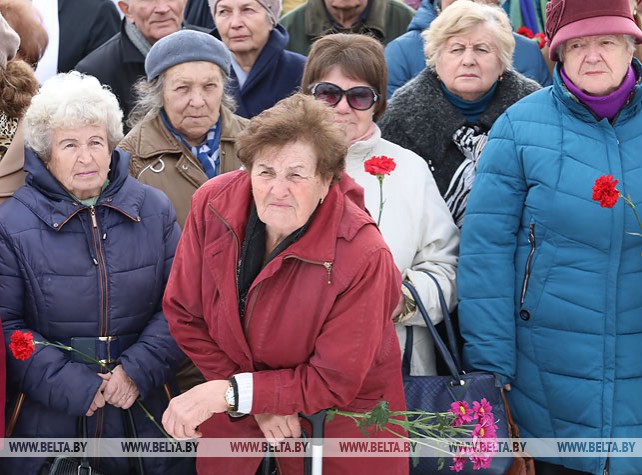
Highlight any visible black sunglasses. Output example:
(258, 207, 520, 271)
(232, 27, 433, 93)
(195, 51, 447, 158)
(310, 82, 379, 111)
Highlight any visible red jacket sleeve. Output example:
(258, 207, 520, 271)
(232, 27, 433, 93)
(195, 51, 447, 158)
(163, 197, 241, 381)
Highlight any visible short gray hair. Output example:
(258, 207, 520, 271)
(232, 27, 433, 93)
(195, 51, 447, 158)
(422, 0, 515, 73)
(557, 34, 636, 62)
(127, 66, 237, 130)
(23, 71, 123, 163)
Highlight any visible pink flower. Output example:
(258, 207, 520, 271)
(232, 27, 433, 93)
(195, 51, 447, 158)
(450, 455, 467, 472)
(470, 455, 493, 470)
(472, 418, 498, 439)
(450, 401, 474, 426)
(472, 398, 494, 424)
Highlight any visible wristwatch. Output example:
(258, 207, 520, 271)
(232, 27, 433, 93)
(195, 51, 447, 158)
(225, 378, 238, 413)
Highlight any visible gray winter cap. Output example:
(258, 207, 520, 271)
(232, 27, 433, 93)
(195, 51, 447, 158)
(145, 30, 231, 81)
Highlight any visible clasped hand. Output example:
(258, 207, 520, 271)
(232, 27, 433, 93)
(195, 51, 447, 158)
(86, 365, 140, 416)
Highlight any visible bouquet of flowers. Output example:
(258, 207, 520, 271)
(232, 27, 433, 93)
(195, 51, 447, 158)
(329, 398, 498, 471)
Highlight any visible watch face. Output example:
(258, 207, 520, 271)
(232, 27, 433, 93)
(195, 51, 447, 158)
(225, 386, 235, 406)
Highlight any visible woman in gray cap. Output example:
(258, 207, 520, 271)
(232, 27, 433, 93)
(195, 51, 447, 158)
(121, 29, 247, 230)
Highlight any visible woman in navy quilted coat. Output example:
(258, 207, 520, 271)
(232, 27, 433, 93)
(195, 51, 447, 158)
(0, 71, 187, 475)
(458, 0, 642, 474)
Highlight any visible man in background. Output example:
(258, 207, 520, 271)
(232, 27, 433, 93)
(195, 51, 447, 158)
(280, 0, 415, 55)
(75, 0, 202, 121)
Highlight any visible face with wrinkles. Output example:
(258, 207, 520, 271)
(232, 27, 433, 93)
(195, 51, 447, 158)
(119, 0, 186, 44)
(562, 35, 633, 96)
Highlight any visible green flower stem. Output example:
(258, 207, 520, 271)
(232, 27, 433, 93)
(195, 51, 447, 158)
(329, 406, 475, 456)
(621, 193, 642, 230)
(35, 340, 177, 444)
(377, 175, 384, 227)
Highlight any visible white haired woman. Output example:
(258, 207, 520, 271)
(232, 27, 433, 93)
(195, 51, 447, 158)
(458, 0, 642, 473)
(379, 0, 540, 227)
(0, 71, 187, 475)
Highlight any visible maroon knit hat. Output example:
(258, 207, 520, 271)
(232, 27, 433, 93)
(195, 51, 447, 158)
(545, 0, 642, 61)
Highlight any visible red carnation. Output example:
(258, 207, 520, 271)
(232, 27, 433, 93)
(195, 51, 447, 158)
(9, 330, 35, 361)
(592, 175, 620, 208)
(534, 33, 546, 49)
(364, 156, 396, 176)
(517, 26, 534, 39)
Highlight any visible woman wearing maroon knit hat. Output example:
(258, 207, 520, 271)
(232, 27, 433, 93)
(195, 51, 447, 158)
(457, 0, 642, 474)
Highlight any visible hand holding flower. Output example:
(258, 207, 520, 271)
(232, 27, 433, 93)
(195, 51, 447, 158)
(9, 330, 175, 442)
(162, 379, 230, 439)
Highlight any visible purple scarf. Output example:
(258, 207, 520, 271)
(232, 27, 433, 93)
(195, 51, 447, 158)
(561, 65, 637, 121)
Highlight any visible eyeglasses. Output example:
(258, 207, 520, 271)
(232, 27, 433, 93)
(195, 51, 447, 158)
(310, 82, 379, 111)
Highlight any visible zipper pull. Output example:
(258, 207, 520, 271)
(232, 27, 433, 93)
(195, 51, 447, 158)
(323, 262, 333, 285)
(90, 206, 98, 228)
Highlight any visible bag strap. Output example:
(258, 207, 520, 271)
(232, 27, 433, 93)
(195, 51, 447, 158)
(501, 390, 521, 439)
(122, 408, 146, 475)
(402, 281, 462, 381)
(416, 270, 462, 370)
(78, 416, 92, 472)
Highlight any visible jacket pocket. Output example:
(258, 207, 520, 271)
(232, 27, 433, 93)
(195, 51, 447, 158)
(520, 223, 536, 306)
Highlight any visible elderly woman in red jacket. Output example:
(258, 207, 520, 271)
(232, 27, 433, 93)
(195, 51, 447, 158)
(162, 94, 408, 475)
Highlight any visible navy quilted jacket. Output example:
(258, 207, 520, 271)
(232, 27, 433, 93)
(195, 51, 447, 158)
(0, 147, 186, 474)
(459, 61, 642, 475)
(211, 24, 306, 119)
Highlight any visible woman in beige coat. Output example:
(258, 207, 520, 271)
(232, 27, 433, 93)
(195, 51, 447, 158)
(121, 30, 247, 228)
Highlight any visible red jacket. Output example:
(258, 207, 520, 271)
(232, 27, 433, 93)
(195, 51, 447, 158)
(164, 170, 408, 474)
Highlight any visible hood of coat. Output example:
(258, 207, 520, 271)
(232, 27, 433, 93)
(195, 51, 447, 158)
(15, 147, 145, 229)
(407, 0, 438, 32)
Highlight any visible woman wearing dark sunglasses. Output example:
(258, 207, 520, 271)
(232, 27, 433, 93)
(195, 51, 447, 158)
(379, 1, 540, 228)
(302, 33, 460, 378)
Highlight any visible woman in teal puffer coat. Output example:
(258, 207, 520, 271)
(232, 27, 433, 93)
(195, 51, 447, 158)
(458, 0, 642, 474)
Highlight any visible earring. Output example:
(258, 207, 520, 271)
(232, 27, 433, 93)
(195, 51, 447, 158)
(320, 197, 324, 204)
(499, 75, 504, 82)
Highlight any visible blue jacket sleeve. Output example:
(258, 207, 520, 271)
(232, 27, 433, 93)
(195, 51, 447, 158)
(0, 225, 103, 416)
(119, 211, 185, 399)
(457, 111, 527, 385)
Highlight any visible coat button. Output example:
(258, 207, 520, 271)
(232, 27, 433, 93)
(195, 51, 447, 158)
(53, 223, 59, 228)
(182, 164, 188, 170)
(519, 309, 530, 321)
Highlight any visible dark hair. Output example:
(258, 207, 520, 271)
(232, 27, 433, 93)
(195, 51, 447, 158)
(0, 0, 48, 67)
(301, 33, 388, 121)
(0, 58, 38, 118)
(236, 94, 346, 183)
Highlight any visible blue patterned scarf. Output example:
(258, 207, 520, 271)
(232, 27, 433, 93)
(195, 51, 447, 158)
(161, 110, 222, 178)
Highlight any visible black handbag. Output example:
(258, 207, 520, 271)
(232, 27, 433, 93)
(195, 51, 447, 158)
(43, 409, 145, 475)
(43, 416, 104, 475)
(402, 274, 513, 474)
